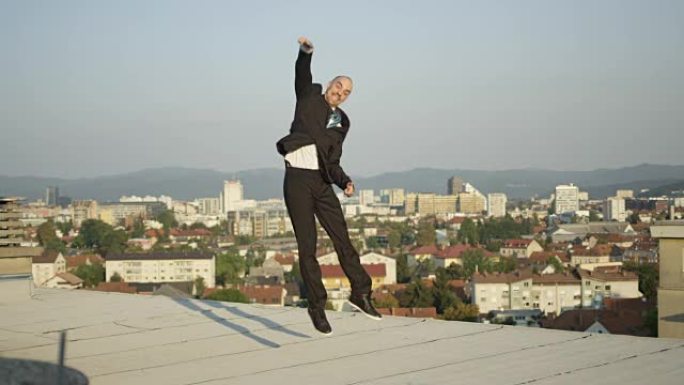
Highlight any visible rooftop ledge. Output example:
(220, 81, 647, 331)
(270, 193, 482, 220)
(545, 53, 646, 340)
(1, 288, 683, 385)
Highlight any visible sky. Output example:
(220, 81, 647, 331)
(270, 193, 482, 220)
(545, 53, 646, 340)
(1, 0, 683, 179)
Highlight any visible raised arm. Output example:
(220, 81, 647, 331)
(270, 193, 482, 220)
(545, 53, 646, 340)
(295, 37, 315, 99)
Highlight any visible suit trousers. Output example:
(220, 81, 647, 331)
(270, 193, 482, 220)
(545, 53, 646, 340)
(283, 166, 372, 310)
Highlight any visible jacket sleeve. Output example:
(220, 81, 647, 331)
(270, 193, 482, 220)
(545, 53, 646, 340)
(328, 136, 352, 190)
(295, 49, 314, 100)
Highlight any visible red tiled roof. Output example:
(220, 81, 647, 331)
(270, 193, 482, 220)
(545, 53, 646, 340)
(54, 272, 83, 285)
(91, 282, 137, 294)
(274, 253, 295, 266)
(32, 250, 61, 264)
(170, 228, 212, 237)
(408, 245, 440, 255)
(502, 239, 532, 248)
(577, 268, 638, 282)
(65, 254, 104, 269)
(434, 245, 493, 259)
(542, 308, 649, 336)
(529, 251, 567, 263)
(238, 285, 285, 304)
(320, 264, 386, 278)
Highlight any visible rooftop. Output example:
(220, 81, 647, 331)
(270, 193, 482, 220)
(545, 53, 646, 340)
(1, 288, 683, 385)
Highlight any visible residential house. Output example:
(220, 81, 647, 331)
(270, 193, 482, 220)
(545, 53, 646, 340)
(32, 251, 66, 287)
(43, 272, 83, 290)
(500, 239, 543, 258)
(105, 251, 216, 289)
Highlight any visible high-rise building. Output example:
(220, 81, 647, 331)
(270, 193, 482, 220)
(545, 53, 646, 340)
(458, 192, 486, 214)
(71, 200, 98, 227)
(447, 176, 463, 195)
(198, 197, 220, 215)
(404, 193, 458, 215)
(487, 193, 507, 218)
(380, 188, 405, 206)
(616, 189, 634, 199)
(603, 197, 626, 222)
(221, 180, 244, 214)
(555, 184, 579, 214)
(359, 190, 374, 206)
(45, 186, 59, 206)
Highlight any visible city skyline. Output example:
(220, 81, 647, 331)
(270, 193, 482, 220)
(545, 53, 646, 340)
(2, 1, 683, 178)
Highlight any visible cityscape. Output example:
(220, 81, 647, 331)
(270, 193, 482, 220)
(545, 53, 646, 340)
(3, 175, 683, 338)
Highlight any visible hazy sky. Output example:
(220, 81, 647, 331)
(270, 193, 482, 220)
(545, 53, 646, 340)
(2, 0, 683, 179)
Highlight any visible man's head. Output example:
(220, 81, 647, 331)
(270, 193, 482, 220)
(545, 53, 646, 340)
(324, 75, 353, 107)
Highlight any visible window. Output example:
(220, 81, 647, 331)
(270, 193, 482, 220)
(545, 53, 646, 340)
(585, 281, 590, 286)
(605, 285, 611, 290)
(481, 298, 487, 302)
(524, 282, 529, 287)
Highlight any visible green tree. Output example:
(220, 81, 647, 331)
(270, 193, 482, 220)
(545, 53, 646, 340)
(412, 258, 435, 279)
(443, 264, 464, 280)
(416, 221, 436, 247)
(110, 272, 123, 282)
(37, 220, 65, 253)
(205, 288, 249, 303)
(55, 220, 73, 236)
(627, 212, 641, 224)
(130, 217, 145, 238)
(401, 279, 434, 308)
(388, 230, 402, 249)
(432, 269, 458, 314)
(373, 294, 400, 308)
(547, 256, 565, 273)
(494, 256, 517, 273)
(194, 276, 206, 298)
(623, 261, 659, 300)
(395, 253, 411, 283)
(443, 302, 479, 322)
(457, 218, 479, 245)
(589, 210, 601, 222)
(73, 263, 105, 288)
(366, 236, 381, 249)
(215, 248, 246, 286)
(462, 249, 493, 278)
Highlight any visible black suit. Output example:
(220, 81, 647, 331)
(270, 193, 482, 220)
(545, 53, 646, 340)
(276, 49, 371, 310)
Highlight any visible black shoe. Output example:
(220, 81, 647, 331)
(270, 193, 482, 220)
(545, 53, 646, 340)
(307, 307, 333, 335)
(348, 293, 382, 321)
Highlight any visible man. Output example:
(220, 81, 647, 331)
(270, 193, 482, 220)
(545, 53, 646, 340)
(276, 37, 381, 335)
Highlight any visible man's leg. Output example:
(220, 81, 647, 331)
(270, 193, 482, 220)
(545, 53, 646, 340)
(283, 169, 328, 311)
(313, 184, 372, 296)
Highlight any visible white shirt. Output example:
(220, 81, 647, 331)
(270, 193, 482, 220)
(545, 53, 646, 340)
(284, 106, 342, 170)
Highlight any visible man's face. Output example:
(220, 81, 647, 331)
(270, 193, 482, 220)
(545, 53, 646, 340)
(324, 76, 353, 107)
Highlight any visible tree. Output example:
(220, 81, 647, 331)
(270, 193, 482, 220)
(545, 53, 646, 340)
(194, 276, 206, 298)
(494, 256, 517, 273)
(77, 219, 127, 256)
(627, 212, 641, 224)
(416, 221, 436, 247)
(373, 294, 399, 309)
(73, 263, 105, 288)
(37, 220, 65, 253)
(457, 218, 479, 245)
(130, 217, 145, 238)
(589, 210, 600, 222)
(412, 258, 435, 279)
(110, 272, 123, 282)
(547, 256, 565, 273)
(388, 230, 402, 249)
(623, 261, 659, 301)
(215, 248, 246, 286)
(432, 269, 458, 314)
(395, 253, 412, 283)
(205, 288, 249, 303)
(461, 249, 493, 278)
(443, 302, 479, 322)
(443, 264, 464, 280)
(400, 279, 433, 308)
(55, 220, 73, 236)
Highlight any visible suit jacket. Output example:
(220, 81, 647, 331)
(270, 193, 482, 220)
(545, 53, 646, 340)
(276, 49, 352, 190)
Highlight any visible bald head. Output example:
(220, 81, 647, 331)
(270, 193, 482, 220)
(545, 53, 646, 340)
(324, 75, 353, 107)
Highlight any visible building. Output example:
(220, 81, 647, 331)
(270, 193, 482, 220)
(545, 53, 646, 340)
(651, 222, 684, 338)
(32, 251, 67, 287)
(404, 193, 458, 216)
(499, 239, 544, 259)
(320, 264, 387, 291)
(616, 189, 634, 199)
(447, 176, 463, 195)
(97, 202, 167, 226)
(318, 251, 396, 285)
(198, 197, 221, 215)
(471, 270, 582, 315)
(71, 200, 98, 227)
(227, 207, 292, 238)
(45, 186, 59, 206)
(359, 189, 374, 206)
(221, 180, 244, 213)
(576, 266, 641, 307)
(43, 272, 83, 290)
(555, 184, 579, 214)
(487, 193, 507, 218)
(379, 188, 405, 206)
(0, 197, 43, 302)
(105, 251, 216, 290)
(458, 192, 486, 214)
(604, 197, 626, 222)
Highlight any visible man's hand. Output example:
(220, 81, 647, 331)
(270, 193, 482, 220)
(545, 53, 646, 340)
(298, 36, 314, 53)
(344, 182, 355, 197)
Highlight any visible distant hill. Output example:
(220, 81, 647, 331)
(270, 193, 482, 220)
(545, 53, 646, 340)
(2, 163, 683, 202)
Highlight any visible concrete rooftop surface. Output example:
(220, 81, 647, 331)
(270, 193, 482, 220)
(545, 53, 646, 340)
(1, 288, 683, 385)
